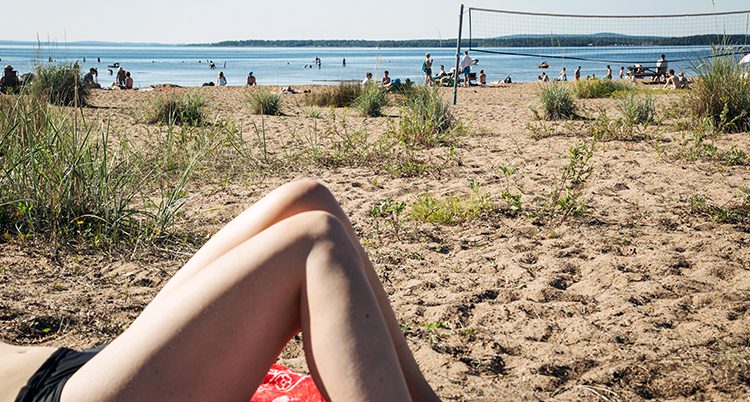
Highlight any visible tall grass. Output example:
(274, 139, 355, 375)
(538, 84, 577, 120)
(304, 84, 362, 108)
(0, 95, 197, 248)
(26, 64, 90, 107)
(617, 93, 656, 125)
(146, 94, 208, 126)
(248, 89, 282, 115)
(354, 84, 388, 117)
(393, 86, 461, 147)
(689, 55, 750, 133)
(574, 79, 634, 99)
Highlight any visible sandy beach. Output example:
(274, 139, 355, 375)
(1, 83, 749, 401)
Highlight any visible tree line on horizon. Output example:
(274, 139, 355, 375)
(202, 35, 749, 48)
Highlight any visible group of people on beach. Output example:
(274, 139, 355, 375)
(543, 54, 687, 89)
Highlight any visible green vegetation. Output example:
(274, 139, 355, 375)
(26, 64, 89, 107)
(537, 84, 577, 120)
(688, 54, 750, 133)
(146, 94, 208, 126)
(411, 183, 497, 226)
(677, 133, 748, 166)
(369, 199, 406, 240)
(354, 84, 388, 117)
(689, 189, 750, 227)
(573, 79, 634, 99)
(617, 93, 656, 125)
(0, 96, 198, 248)
(248, 89, 282, 115)
(539, 140, 596, 221)
(304, 84, 362, 108)
(392, 86, 462, 147)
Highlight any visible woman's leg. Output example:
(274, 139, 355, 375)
(150, 179, 440, 402)
(62, 211, 410, 402)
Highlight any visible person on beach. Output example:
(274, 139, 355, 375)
(116, 67, 126, 87)
(574, 66, 581, 81)
(362, 72, 373, 86)
(422, 53, 433, 86)
(655, 54, 668, 83)
(2, 180, 443, 402)
(124, 71, 133, 90)
(605, 65, 612, 80)
(558, 67, 567, 81)
(218, 71, 227, 87)
(381, 70, 392, 87)
(83, 68, 101, 89)
(479, 69, 486, 85)
(619, 66, 625, 80)
(664, 69, 685, 90)
(1, 65, 21, 91)
(537, 72, 549, 82)
(460, 50, 473, 88)
(247, 72, 257, 86)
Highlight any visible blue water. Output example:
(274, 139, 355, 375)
(0, 44, 714, 87)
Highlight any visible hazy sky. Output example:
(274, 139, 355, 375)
(1, 0, 748, 43)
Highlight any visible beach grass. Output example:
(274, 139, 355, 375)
(304, 84, 362, 108)
(688, 54, 750, 133)
(573, 79, 634, 99)
(354, 84, 388, 117)
(537, 83, 577, 120)
(411, 185, 497, 226)
(146, 94, 208, 126)
(248, 89, 282, 115)
(392, 86, 461, 147)
(26, 64, 90, 107)
(617, 93, 656, 125)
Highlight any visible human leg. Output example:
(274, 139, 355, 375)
(62, 211, 410, 402)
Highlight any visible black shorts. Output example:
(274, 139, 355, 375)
(15, 345, 105, 402)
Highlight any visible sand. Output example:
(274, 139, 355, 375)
(1, 83, 749, 401)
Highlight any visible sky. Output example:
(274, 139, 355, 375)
(0, 0, 748, 44)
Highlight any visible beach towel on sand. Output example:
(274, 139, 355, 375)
(250, 364, 325, 402)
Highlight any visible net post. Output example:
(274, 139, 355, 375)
(453, 4, 464, 105)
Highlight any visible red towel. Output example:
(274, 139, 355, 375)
(250, 364, 325, 402)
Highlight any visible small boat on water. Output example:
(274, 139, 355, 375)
(108, 62, 120, 68)
(538, 61, 549, 69)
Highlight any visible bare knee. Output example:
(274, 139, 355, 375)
(292, 211, 361, 273)
(278, 179, 338, 212)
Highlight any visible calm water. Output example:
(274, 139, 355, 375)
(0, 44, 714, 87)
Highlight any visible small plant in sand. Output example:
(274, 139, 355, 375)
(689, 188, 750, 227)
(354, 84, 388, 117)
(573, 79, 634, 99)
(591, 108, 648, 142)
(369, 199, 406, 240)
(617, 93, 657, 125)
(676, 132, 748, 166)
(536, 83, 577, 120)
(392, 86, 462, 147)
(688, 53, 750, 133)
(539, 140, 596, 221)
(497, 164, 523, 217)
(304, 84, 362, 108)
(410, 182, 498, 226)
(302, 107, 322, 119)
(26, 63, 90, 107)
(146, 94, 208, 126)
(248, 89, 282, 115)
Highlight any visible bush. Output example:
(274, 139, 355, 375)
(394, 86, 460, 147)
(618, 93, 656, 125)
(248, 89, 282, 115)
(146, 94, 207, 126)
(538, 84, 577, 120)
(354, 84, 388, 117)
(304, 84, 362, 108)
(689, 54, 750, 133)
(26, 64, 89, 107)
(574, 79, 634, 99)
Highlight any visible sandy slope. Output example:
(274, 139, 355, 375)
(1, 83, 749, 401)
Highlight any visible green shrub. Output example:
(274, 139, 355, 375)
(689, 54, 750, 133)
(538, 84, 577, 120)
(147, 94, 207, 126)
(393, 86, 460, 147)
(354, 84, 388, 117)
(304, 84, 362, 108)
(574, 79, 634, 99)
(26, 64, 89, 107)
(249, 89, 282, 115)
(617, 93, 656, 125)
(411, 185, 497, 226)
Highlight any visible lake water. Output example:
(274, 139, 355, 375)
(0, 44, 715, 87)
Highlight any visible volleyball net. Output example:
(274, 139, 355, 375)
(465, 8, 750, 65)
